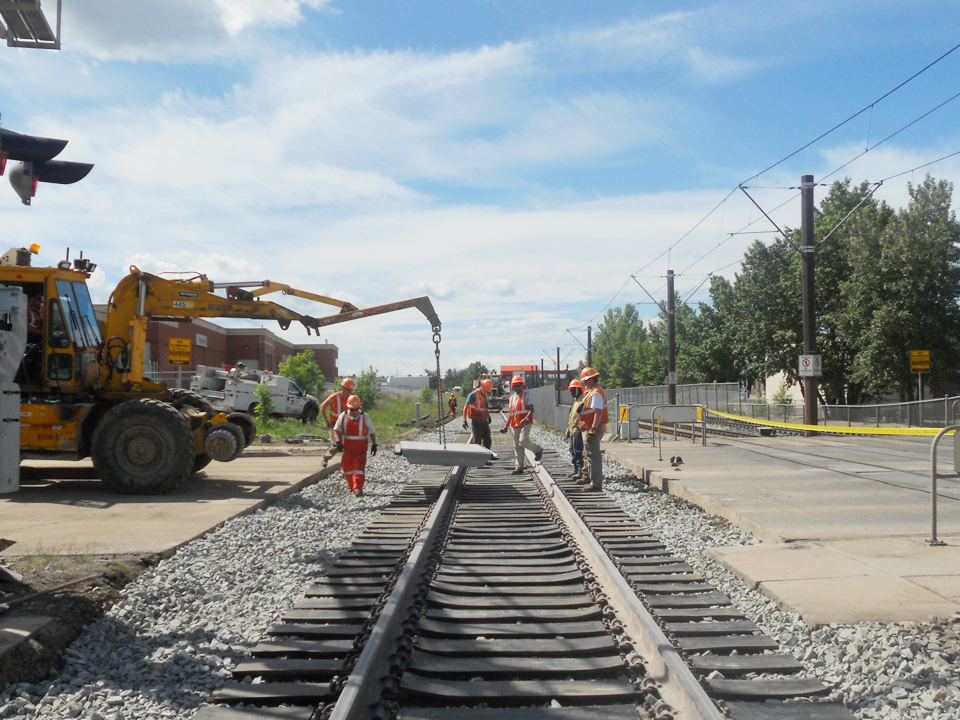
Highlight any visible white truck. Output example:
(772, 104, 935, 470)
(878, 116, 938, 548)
(190, 365, 320, 423)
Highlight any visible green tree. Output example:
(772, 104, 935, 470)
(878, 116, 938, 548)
(354, 366, 382, 409)
(254, 384, 275, 423)
(419, 383, 434, 405)
(682, 276, 741, 383)
(279, 351, 325, 398)
(844, 175, 960, 398)
(592, 304, 658, 388)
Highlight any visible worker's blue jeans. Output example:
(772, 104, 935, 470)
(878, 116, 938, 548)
(569, 429, 583, 475)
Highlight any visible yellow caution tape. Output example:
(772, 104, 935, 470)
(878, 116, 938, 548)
(706, 407, 953, 436)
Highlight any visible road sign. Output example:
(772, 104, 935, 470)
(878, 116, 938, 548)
(799, 354, 822, 377)
(667, 371, 678, 385)
(619, 406, 629, 422)
(911, 350, 930, 373)
(168, 338, 192, 366)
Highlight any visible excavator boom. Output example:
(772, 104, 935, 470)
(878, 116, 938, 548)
(102, 267, 440, 392)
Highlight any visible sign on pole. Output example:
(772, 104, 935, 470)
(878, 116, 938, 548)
(911, 350, 930, 373)
(798, 354, 822, 377)
(168, 338, 192, 366)
(667, 371, 678, 385)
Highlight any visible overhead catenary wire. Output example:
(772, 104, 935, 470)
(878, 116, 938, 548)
(549, 41, 960, 347)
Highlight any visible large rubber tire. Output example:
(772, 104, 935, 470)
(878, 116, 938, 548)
(227, 412, 257, 447)
(301, 402, 319, 425)
(91, 399, 196, 494)
(168, 388, 216, 417)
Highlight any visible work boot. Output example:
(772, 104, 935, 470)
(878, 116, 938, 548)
(576, 476, 591, 485)
(591, 483, 602, 492)
(511, 468, 524, 475)
(321, 457, 328, 469)
(569, 471, 579, 478)
(534, 448, 543, 462)
(354, 489, 364, 497)
(491, 452, 500, 460)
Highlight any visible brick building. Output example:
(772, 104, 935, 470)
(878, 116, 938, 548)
(94, 308, 338, 381)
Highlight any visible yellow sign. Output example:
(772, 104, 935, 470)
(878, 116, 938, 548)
(168, 338, 192, 365)
(911, 350, 930, 373)
(619, 406, 629, 421)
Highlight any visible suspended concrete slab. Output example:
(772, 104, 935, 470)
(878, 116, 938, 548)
(394, 442, 493, 467)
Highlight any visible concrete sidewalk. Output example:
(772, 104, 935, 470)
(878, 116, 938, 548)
(603, 433, 960, 626)
(1, 452, 339, 558)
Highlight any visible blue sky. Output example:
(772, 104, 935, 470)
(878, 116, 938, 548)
(2, 1, 960, 376)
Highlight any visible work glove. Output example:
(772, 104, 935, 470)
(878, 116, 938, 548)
(499, 426, 508, 434)
(335, 440, 344, 452)
(576, 402, 585, 414)
(587, 428, 597, 443)
(462, 421, 468, 429)
(370, 444, 378, 456)
(564, 429, 570, 439)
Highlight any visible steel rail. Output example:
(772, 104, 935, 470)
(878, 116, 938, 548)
(327, 464, 466, 720)
(531, 453, 726, 720)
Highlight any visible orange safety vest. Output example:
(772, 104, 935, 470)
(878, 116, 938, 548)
(340, 412, 371, 444)
(465, 390, 490, 422)
(323, 391, 350, 424)
(578, 386, 608, 430)
(508, 392, 533, 428)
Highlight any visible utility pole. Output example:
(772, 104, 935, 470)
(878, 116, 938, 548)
(587, 326, 592, 367)
(667, 269, 676, 405)
(556, 348, 561, 406)
(800, 174, 818, 432)
(541, 359, 545, 389)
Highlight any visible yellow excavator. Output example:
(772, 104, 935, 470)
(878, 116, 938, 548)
(0, 246, 440, 494)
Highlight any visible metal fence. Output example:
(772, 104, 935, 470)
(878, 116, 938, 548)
(738, 396, 960, 428)
(527, 380, 960, 430)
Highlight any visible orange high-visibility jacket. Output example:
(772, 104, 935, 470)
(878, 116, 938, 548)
(578, 387, 608, 430)
(465, 390, 490, 421)
(508, 392, 533, 428)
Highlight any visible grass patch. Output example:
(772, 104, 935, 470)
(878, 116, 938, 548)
(253, 393, 434, 444)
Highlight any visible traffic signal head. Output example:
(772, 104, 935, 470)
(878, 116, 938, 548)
(0, 127, 93, 205)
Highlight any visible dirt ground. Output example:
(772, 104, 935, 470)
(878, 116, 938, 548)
(0, 553, 153, 688)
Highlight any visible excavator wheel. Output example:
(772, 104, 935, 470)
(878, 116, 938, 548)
(168, 388, 216, 417)
(227, 412, 257, 447)
(91, 399, 196, 494)
(301, 402, 319, 425)
(169, 389, 218, 473)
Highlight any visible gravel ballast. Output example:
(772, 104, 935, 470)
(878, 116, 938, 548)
(533, 425, 960, 720)
(0, 451, 422, 720)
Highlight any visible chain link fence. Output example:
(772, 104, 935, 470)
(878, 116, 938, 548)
(526, 381, 960, 430)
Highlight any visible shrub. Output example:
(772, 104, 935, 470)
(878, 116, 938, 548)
(255, 384, 275, 423)
(355, 366, 381, 410)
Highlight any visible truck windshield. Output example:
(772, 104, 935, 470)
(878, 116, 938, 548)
(54, 280, 102, 349)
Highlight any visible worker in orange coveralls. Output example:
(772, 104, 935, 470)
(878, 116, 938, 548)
(332, 395, 378, 497)
(448, 393, 458, 417)
(320, 377, 356, 468)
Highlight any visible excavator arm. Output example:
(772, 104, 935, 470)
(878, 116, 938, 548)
(100, 267, 440, 392)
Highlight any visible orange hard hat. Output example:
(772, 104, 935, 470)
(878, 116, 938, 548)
(580, 366, 600, 381)
(568, 378, 583, 391)
(341, 377, 356, 390)
(511, 374, 525, 386)
(346, 394, 362, 409)
(480, 379, 494, 392)
(449, 393, 455, 398)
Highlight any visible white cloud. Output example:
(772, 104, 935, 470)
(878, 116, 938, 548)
(63, 0, 332, 61)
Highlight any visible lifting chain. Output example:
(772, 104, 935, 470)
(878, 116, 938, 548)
(433, 325, 445, 448)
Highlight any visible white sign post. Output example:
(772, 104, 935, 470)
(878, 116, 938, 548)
(799, 354, 822, 377)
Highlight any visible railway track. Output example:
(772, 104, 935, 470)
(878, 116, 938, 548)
(195, 428, 853, 720)
(631, 416, 805, 441)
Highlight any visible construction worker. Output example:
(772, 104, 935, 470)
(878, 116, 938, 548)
(463, 378, 498, 456)
(448, 392, 458, 417)
(320, 377, 356, 468)
(332, 395, 377, 497)
(565, 378, 585, 479)
(499, 375, 542, 473)
(576, 366, 607, 490)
